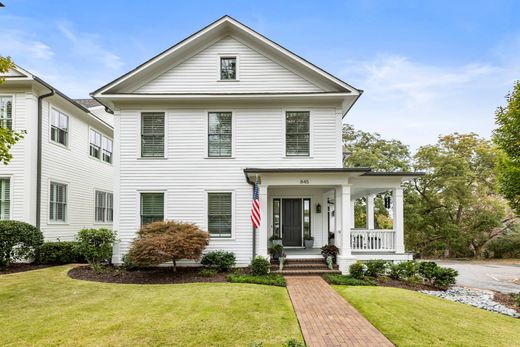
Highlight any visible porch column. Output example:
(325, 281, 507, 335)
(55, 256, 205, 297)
(366, 194, 375, 230)
(257, 184, 269, 258)
(337, 184, 356, 274)
(334, 186, 342, 250)
(392, 187, 404, 253)
(350, 199, 355, 228)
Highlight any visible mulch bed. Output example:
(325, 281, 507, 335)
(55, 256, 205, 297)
(494, 292, 520, 314)
(374, 276, 440, 291)
(68, 265, 231, 284)
(0, 263, 54, 275)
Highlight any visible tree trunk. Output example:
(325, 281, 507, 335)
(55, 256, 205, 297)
(172, 259, 177, 272)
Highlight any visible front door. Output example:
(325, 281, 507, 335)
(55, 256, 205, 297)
(282, 199, 302, 246)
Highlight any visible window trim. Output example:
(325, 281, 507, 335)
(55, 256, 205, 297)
(139, 191, 166, 227)
(206, 190, 235, 240)
(217, 54, 240, 81)
(88, 126, 113, 165)
(0, 176, 12, 220)
(48, 180, 68, 224)
(139, 112, 166, 159)
(207, 111, 233, 158)
(49, 106, 70, 148)
(0, 94, 14, 130)
(94, 189, 113, 224)
(283, 109, 312, 158)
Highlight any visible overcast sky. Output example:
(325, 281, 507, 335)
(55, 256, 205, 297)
(2, 0, 519, 148)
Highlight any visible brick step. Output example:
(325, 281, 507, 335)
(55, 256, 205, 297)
(272, 269, 341, 276)
(271, 258, 325, 264)
(271, 263, 337, 270)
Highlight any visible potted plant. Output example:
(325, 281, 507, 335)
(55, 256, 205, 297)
(268, 244, 284, 261)
(320, 244, 339, 264)
(269, 234, 283, 247)
(304, 235, 314, 249)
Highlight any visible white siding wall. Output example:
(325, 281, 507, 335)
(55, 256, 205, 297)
(115, 105, 342, 265)
(134, 36, 324, 93)
(39, 97, 113, 241)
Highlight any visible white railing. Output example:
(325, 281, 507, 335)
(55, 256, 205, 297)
(350, 229, 395, 252)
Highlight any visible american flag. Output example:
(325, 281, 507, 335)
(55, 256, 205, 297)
(251, 179, 261, 228)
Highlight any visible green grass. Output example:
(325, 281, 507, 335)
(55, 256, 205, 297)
(322, 274, 375, 286)
(227, 273, 286, 287)
(334, 285, 520, 347)
(0, 265, 302, 347)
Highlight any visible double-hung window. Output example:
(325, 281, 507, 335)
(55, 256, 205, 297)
(102, 137, 113, 163)
(95, 191, 113, 223)
(208, 112, 232, 157)
(90, 129, 102, 158)
(220, 57, 237, 80)
(140, 193, 164, 226)
(49, 182, 67, 222)
(286, 111, 310, 156)
(208, 192, 232, 238)
(0, 96, 13, 129)
(141, 113, 164, 157)
(51, 108, 69, 146)
(0, 178, 10, 220)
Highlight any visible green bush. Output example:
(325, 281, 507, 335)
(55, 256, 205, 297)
(364, 260, 390, 277)
(323, 274, 375, 286)
(227, 273, 285, 287)
(250, 256, 270, 276)
(418, 261, 439, 282)
(349, 262, 367, 279)
(0, 220, 43, 269)
(431, 267, 458, 288)
(198, 268, 218, 277)
(36, 241, 85, 264)
(283, 339, 304, 347)
(76, 228, 116, 272)
(389, 260, 418, 280)
(200, 250, 236, 272)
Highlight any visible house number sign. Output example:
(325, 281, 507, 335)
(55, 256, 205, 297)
(300, 179, 310, 184)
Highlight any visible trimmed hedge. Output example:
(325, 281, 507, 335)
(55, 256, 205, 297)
(36, 241, 85, 264)
(250, 256, 270, 276)
(323, 274, 375, 286)
(227, 273, 286, 287)
(0, 220, 43, 269)
(200, 250, 236, 272)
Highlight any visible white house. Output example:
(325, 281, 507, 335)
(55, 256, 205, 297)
(92, 16, 421, 273)
(0, 66, 114, 240)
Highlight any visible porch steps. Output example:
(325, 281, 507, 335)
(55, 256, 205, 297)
(271, 258, 340, 276)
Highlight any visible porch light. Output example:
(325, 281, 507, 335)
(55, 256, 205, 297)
(316, 203, 321, 214)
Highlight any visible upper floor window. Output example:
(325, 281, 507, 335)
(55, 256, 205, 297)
(90, 129, 113, 164)
(286, 111, 310, 156)
(140, 192, 164, 226)
(208, 192, 232, 238)
(95, 190, 113, 223)
(51, 108, 69, 146)
(141, 113, 164, 157)
(103, 137, 113, 164)
(0, 178, 10, 220)
(49, 182, 67, 222)
(208, 112, 232, 157)
(220, 57, 237, 80)
(0, 96, 13, 129)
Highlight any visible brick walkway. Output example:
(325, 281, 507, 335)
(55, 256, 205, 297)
(285, 276, 393, 347)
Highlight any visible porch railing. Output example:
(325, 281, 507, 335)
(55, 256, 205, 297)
(350, 229, 395, 252)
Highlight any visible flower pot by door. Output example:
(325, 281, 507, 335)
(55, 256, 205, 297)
(304, 239, 314, 249)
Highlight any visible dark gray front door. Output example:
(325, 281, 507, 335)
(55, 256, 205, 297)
(282, 199, 302, 246)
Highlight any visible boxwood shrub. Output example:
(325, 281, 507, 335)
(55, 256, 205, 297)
(250, 256, 270, 276)
(36, 241, 85, 264)
(200, 250, 236, 272)
(323, 274, 375, 286)
(0, 220, 43, 269)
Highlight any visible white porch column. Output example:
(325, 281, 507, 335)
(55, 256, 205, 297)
(337, 184, 356, 274)
(350, 199, 355, 228)
(366, 194, 376, 230)
(334, 186, 342, 250)
(392, 187, 405, 253)
(257, 184, 269, 258)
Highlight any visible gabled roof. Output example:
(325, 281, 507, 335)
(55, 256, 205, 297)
(92, 15, 362, 97)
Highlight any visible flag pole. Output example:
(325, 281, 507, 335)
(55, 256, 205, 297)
(252, 175, 258, 258)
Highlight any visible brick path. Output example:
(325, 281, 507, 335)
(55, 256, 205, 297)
(285, 276, 393, 347)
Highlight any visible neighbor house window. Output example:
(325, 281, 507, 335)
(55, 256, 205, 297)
(0, 96, 13, 129)
(220, 57, 237, 80)
(140, 193, 164, 226)
(102, 137, 113, 163)
(141, 113, 164, 157)
(51, 108, 69, 146)
(49, 182, 67, 222)
(95, 191, 113, 223)
(208, 112, 232, 157)
(90, 129, 102, 158)
(208, 192, 232, 238)
(0, 178, 10, 220)
(286, 111, 310, 156)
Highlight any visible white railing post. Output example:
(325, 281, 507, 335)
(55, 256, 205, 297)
(337, 184, 356, 274)
(393, 187, 404, 253)
(366, 194, 375, 230)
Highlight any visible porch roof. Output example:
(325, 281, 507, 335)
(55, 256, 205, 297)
(244, 167, 424, 177)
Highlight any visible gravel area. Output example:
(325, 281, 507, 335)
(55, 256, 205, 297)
(421, 286, 519, 318)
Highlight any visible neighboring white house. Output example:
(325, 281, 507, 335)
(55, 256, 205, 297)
(0, 66, 114, 240)
(93, 16, 421, 273)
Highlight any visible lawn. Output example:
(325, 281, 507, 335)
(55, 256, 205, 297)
(0, 266, 303, 347)
(334, 285, 520, 347)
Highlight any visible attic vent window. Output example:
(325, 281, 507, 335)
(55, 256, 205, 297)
(220, 57, 237, 80)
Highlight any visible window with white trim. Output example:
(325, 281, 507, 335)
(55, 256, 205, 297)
(208, 112, 232, 157)
(140, 193, 164, 226)
(49, 182, 67, 222)
(286, 111, 310, 156)
(51, 108, 69, 146)
(141, 113, 164, 157)
(90, 129, 102, 158)
(102, 137, 113, 163)
(208, 192, 232, 238)
(0, 178, 10, 220)
(95, 191, 113, 223)
(90, 129, 113, 164)
(220, 57, 237, 80)
(0, 96, 13, 129)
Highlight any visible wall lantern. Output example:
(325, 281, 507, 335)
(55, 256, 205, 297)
(316, 203, 322, 214)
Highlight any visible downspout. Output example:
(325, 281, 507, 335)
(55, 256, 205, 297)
(244, 171, 256, 259)
(36, 89, 55, 229)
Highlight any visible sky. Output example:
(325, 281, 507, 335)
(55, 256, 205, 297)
(1, 0, 520, 149)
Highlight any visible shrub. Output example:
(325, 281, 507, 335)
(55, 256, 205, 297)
(36, 241, 85, 264)
(227, 273, 285, 287)
(76, 228, 116, 272)
(0, 221, 43, 269)
(198, 268, 218, 277)
(250, 256, 270, 276)
(283, 339, 304, 347)
(200, 250, 236, 272)
(431, 267, 458, 288)
(349, 262, 367, 279)
(121, 253, 139, 271)
(127, 220, 209, 271)
(321, 244, 339, 263)
(364, 260, 390, 277)
(389, 260, 418, 280)
(322, 274, 375, 286)
(418, 261, 439, 282)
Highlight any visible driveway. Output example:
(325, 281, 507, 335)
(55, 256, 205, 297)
(434, 260, 520, 293)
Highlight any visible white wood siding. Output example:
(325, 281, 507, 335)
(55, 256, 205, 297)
(134, 36, 324, 93)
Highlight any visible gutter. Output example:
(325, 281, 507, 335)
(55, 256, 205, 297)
(244, 171, 256, 259)
(36, 88, 55, 229)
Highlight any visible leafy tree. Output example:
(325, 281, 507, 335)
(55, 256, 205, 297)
(494, 81, 520, 213)
(0, 56, 26, 164)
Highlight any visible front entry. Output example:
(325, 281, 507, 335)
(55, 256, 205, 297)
(282, 199, 303, 246)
